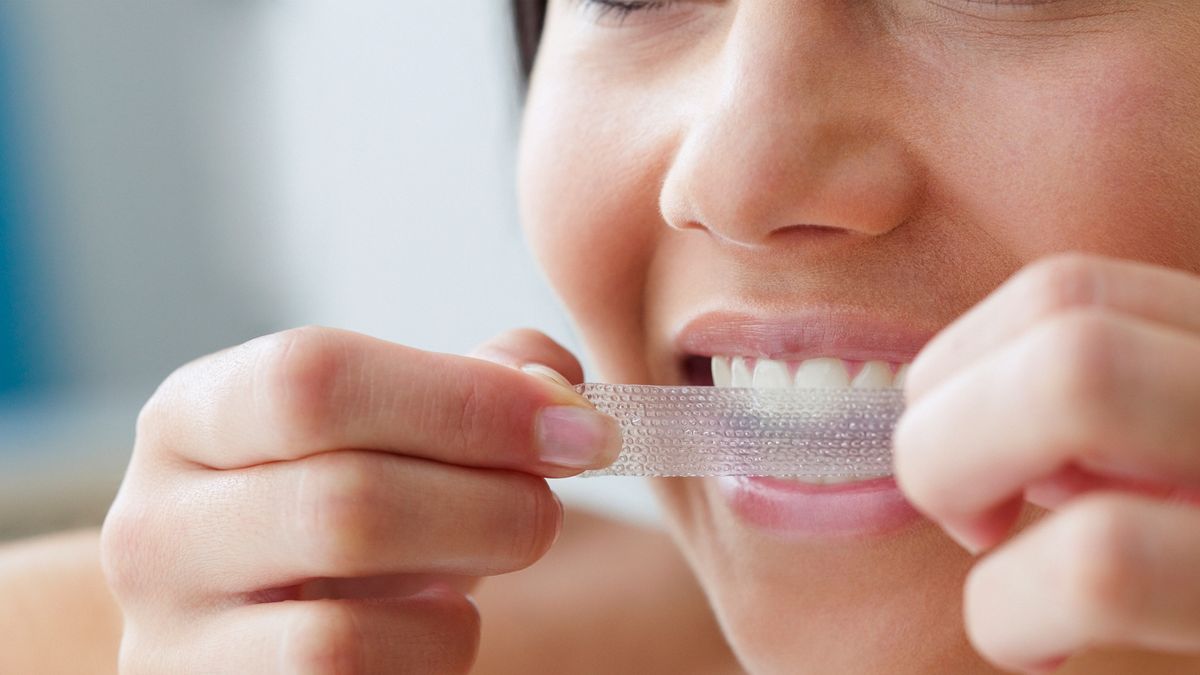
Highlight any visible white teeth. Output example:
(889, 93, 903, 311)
(793, 357, 850, 388)
(730, 356, 754, 387)
(707, 355, 910, 391)
(752, 358, 791, 388)
(704, 354, 901, 484)
(851, 360, 892, 389)
(711, 355, 732, 387)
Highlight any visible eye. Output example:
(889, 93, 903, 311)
(573, 0, 680, 26)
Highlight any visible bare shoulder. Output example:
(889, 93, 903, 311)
(0, 529, 121, 675)
(472, 508, 743, 675)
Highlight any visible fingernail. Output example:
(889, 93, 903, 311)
(536, 406, 622, 469)
(521, 363, 574, 390)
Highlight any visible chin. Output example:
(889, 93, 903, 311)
(649, 476, 997, 674)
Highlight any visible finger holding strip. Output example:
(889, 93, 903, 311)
(894, 309, 1200, 552)
(139, 326, 619, 477)
(906, 254, 1200, 403)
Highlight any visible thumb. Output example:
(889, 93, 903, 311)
(468, 328, 585, 387)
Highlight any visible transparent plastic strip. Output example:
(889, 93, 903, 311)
(575, 384, 903, 478)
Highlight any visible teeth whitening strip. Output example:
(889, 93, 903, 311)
(574, 384, 904, 478)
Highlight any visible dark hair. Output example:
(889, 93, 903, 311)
(512, 0, 549, 82)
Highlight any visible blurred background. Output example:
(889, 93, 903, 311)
(0, 1, 657, 541)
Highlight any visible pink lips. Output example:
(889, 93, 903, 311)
(674, 307, 934, 364)
(675, 308, 935, 538)
(716, 476, 921, 538)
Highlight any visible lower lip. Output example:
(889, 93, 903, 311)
(716, 475, 922, 538)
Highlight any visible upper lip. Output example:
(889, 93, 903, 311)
(673, 307, 938, 364)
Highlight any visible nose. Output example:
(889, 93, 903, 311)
(659, 4, 920, 248)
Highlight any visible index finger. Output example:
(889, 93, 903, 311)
(138, 326, 621, 477)
(907, 254, 1200, 401)
(894, 312, 1200, 552)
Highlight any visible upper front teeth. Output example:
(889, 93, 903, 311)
(794, 357, 850, 388)
(711, 356, 909, 389)
(854, 361, 892, 388)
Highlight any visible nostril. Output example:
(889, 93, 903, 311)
(769, 223, 852, 240)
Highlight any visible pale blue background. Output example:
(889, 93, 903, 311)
(0, 4, 42, 398)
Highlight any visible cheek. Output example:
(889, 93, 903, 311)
(517, 74, 672, 376)
(929, 45, 1200, 270)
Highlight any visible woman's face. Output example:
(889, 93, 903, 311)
(518, 1, 1200, 671)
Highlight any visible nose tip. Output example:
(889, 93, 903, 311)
(654, 3, 921, 250)
(661, 163, 916, 247)
(658, 107, 920, 248)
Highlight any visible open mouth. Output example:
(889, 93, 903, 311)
(682, 354, 909, 389)
(679, 354, 910, 486)
(672, 310, 928, 536)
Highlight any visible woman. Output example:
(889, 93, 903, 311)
(5, 0, 1200, 672)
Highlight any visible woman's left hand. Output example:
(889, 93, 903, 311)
(894, 253, 1200, 673)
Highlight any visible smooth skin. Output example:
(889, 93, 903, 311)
(5, 0, 1200, 673)
(518, 0, 1200, 673)
(98, 326, 628, 673)
(0, 329, 735, 675)
(896, 255, 1200, 671)
(86, 326, 738, 674)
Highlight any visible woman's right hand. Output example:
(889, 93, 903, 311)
(100, 326, 621, 674)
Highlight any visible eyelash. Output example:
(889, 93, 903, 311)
(577, 0, 1062, 24)
(577, 0, 678, 24)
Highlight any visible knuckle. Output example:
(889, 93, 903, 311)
(1026, 310, 1122, 455)
(134, 363, 195, 449)
(99, 496, 155, 601)
(451, 369, 486, 451)
(1057, 497, 1143, 635)
(133, 389, 169, 448)
(295, 453, 383, 574)
(1018, 253, 1106, 319)
(257, 326, 351, 447)
(283, 602, 363, 674)
(419, 354, 544, 465)
(425, 364, 499, 461)
(1041, 311, 1117, 398)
